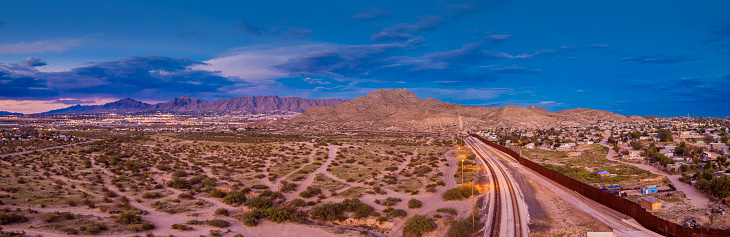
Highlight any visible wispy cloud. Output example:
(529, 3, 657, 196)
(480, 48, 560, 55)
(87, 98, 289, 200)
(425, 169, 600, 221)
(491, 66, 541, 74)
(0, 38, 82, 54)
(621, 55, 696, 64)
(236, 19, 311, 39)
(351, 8, 390, 21)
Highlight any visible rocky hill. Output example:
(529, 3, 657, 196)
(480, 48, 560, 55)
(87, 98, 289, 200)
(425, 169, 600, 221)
(291, 89, 645, 131)
(44, 96, 344, 114)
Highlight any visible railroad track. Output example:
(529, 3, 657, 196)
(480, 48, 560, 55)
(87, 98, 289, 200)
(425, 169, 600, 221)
(467, 137, 523, 237)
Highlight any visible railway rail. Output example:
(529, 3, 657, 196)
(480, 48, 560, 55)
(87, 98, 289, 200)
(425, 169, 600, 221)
(466, 137, 524, 237)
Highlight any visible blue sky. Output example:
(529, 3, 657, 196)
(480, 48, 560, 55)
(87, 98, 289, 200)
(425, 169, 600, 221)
(0, 0, 728, 116)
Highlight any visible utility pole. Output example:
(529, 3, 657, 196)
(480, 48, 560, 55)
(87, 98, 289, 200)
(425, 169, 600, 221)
(461, 159, 464, 184)
(472, 182, 475, 229)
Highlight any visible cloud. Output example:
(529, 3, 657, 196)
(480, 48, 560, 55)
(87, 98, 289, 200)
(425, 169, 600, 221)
(236, 19, 311, 39)
(21, 57, 47, 67)
(621, 55, 696, 64)
(351, 8, 390, 21)
(0, 56, 243, 101)
(0, 38, 82, 54)
(491, 66, 541, 74)
(487, 35, 510, 40)
(193, 44, 334, 81)
(370, 15, 444, 41)
(303, 77, 331, 84)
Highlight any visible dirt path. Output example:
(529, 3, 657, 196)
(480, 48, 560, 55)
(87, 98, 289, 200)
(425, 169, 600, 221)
(385, 150, 471, 237)
(0, 139, 101, 165)
(274, 146, 319, 187)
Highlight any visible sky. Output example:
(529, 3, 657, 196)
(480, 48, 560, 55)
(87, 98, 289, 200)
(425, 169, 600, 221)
(0, 0, 729, 116)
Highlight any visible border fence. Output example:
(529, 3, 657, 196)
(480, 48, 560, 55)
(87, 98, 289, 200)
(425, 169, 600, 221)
(469, 133, 730, 237)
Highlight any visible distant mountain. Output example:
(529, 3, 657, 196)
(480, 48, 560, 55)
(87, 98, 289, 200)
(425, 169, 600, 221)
(43, 96, 345, 114)
(291, 89, 646, 131)
(0, 111, 23, 115)
(44, 98, 154, 114)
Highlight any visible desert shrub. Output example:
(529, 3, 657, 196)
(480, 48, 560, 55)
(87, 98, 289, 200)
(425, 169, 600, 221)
(310, 203, 346, 221)
(42, 211, 75, 223)
(239, 212, 258, 227)
(407, 198, 422, 209)
(389, 209, 407, 218)
(441, 184, 477, 201)
(142, 192, 163, 199)
(299, 186, 322, 198)
(171, 223, 194, 231)
(436, 208, 458, 216)
(214, 208, 229, 216)
(222, 190, 247, 205)
(342, 199, 374, 219)
(171, 170, 188, 177)
(379, 197, 402, 206)
(60, 226, 79, 235)
(209, 189, 227, 198)
(403, 215, 434, 237)
(167, 178, 191, 189)
(447, 215, 482, 237)
(280, 182, 298, 193)
(289, 198, 306, 207)
(265, 207, 298, 223)
(178, 192, 194, 199)
(82, 223, 108, 234)
(251, 184, 269, 189)
(0, 212, 29, 224)
(206, 219, 230, 228)
(116, 210, 141, 224)
(128, 222, 155, 231)
(245, 197, 273, 209)
(186, 220, 205, 225)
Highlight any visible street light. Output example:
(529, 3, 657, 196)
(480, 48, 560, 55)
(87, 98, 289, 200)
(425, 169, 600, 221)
(461, 159, 464, 184)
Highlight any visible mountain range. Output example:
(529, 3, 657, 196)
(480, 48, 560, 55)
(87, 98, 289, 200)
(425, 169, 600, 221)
(43, 96, 345, 114)
(291, 89, 646, 130)
(0, 111, 23, 115)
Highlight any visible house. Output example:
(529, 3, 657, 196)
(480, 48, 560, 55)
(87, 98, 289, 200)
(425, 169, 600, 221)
(525, 143, 535, 149)
(641, 185, 658, 194)
(641, 196, 662, 210)
(597, 171, 612, 178)
(620, 147, 642, 160)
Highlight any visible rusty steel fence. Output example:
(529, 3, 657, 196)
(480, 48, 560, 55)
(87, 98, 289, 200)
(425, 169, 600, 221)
(469, 133, 730, 237)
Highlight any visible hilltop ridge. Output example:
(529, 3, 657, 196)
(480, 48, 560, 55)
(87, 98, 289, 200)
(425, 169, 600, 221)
(291, 89, 645, 131)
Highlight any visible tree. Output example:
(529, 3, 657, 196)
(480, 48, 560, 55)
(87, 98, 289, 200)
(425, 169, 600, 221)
(658, 129, 672, 142)
(630, 141, 643, 150)
(607, 136, 616, 144)
(704, 135, 715, 144)
(403, 215, 435, 237)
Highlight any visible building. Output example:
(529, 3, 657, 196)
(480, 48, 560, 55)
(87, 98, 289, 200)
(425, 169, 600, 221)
(525, 143, 535, 149)
(641, 196, 662, 210)
(620, 147, 642, 160)
(641, 185, 658, 194)
(597, 171, 611, 178)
